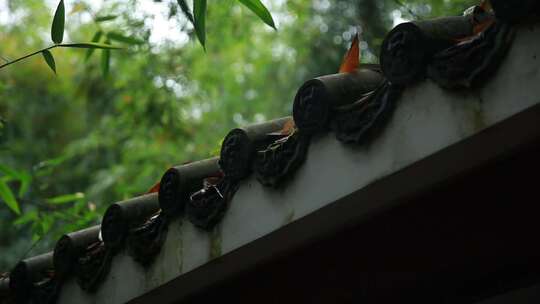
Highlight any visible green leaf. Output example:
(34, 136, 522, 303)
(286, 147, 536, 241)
(0, 180, 20, 215)
(106, 32, 144, 45)
(69, 3, 87, 15)
(177, 0, 194, 24)
(95, 15, 118, 22)
(39, 215, 53, 235)
(0, 164, 20, 178)
(47, 192, 85, 204)
(14, 171, 31, 198)
(51, 0, 65, 44)
(59, 42, 123, 50)
(0, 165, 32, 197)
(41, 50, 57, 75)
(102, 42, 111, 77)
(13, 210, 38, 226)
(85, 31, 103, 61)
(193, 0, 207, 49)
(0, 176, 13, 184)
(33, 155, 67, 174)
(237, 0, 275, 29)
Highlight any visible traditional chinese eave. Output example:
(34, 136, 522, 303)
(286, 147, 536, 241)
(3, 3, 540, 304)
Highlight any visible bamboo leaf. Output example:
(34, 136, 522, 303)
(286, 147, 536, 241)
(69, 3, 86, 15)
(106, 32, 145, 45)
(85, 31, 103, 61)
(237, 0, 276, 30)
(51, 0, 65, 44)
(59, 42, 123, 50)
(0, 165, 32, 197)
(47, 192, 85, 204)
(102, 42, 111, 77)
(13, 210, 38, 226)
(33, 156, 67, 173)
(0, 164, 20, 178)
(193, 0, 207, 49)
(41, 50, 57, 75)
(39, 215, 53, 235)
(17, 172, 31, 197)
(95, 15, 118, 22)
(0, 176, 13, 184)
(0, 180, 20, 215)
(177, 0, 194, 24)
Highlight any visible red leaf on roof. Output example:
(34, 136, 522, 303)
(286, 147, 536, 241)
(147, 181, 160, 194)
(456, 3, 495, 43)
(338, 32, 360, 73)
(280, 118, 296, 135)
(474, 1, 495, 35)
(480, 0, 492, 11)
(473, 18, 494, 35)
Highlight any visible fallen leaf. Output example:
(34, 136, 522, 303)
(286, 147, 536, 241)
(472, 2, 495, 35)
(280, 118, 296, 135)
(456, 4, 495, 42)
(480, 0, 492, 11)
(147, 181, 160, 193)
(339, 32, 360, 73)
(473, 18, 494, 35)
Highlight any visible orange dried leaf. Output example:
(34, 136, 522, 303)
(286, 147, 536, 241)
(147, 181, 160, 193)
(473, 18, 494, 35)
(480, 0, 492, 11)
(338, 33, 360, 73)
(455, 4, 495, 43)
(280, 118, 296, 135)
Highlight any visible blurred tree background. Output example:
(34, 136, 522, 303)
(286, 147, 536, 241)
(0, 0, 475, 269)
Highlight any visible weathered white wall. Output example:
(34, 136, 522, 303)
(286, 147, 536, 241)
(58, 24, 540, 304)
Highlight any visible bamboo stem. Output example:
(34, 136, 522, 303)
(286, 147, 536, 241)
(0, 45, 56, 70)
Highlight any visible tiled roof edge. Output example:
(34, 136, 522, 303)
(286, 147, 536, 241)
(3, 2, 539, 302)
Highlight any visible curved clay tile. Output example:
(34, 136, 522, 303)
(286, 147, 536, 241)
(53, 225, 101, 280)
(219, 117, 291, 180)
(159, 157, 221, 217)
(293, 65, 383, 133)
(101, 193, 160, 251)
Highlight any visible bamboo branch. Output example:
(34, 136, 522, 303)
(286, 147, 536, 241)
(0, 45, 56, 70)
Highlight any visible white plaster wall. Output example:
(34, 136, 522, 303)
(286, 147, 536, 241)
(57, 24, 540, 304)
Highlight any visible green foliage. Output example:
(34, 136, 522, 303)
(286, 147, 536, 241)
(0, 0, 477, 270)
(95, 15, 119, 23)
(85, 31, 104, 60)
(47, 192, 85, 205)
(237, 0, 276, 29)
(106, 32, 145, 45)
(51, 0, 65, 44)
(187, 0, 276, 48)
(0, 180, 20, 215)
(101, 41, 111, 77)
(0, 164, 32, 215)
(41, 50, 57, 74)
(193, 0, 208, 49)
(177, 0, 195, 24)
(58, 42, 123, 49)
(0, 0, 122, 73)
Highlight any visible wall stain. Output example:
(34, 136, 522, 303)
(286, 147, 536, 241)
(176, 219, 184, 273)
(143, 262, 152, 291)
(472, 93, 487, 132)
(449, 90, 486, 137)
(284, 208, 295, 225)
(209, 223, 222, 260)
